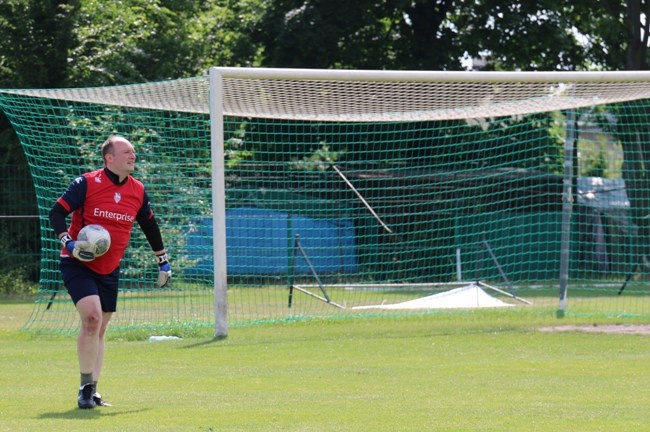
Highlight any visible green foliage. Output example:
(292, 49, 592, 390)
(1, 0, 648, 210)
(289, 144, 341, 171)
(187, 0, 265, 71)
(595, 100, 650, 256)
(581, 150, 609, 178)
(228, 114, 564, 173)
(0, 268, 38, 296)
(0, 128, 39, 292)
(64, 104, 212, 279)
(0, 1, 645, 85)
(254, 0, 464, 69)
(69, 0, 186, 85)
(253, 0, 638, 71)
(453, 1, 588, 71)
(567, 0, 631, 69)
(0, 0, 77, 88)
(1, 0, 650, 300)
(67, 0, 265, 85)
(0, 223, 38, 295)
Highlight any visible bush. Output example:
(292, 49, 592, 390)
(0, 266, 38, 296)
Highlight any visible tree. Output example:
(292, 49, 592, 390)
(66, 0, 264, 85)
(253, 0, 650, 274)
(254, 0, 464, 69)
(185, 0, 265, 72)
(3, 0, 650, 286)
(253, 0, 648, 71)
(67, 0, 190, 85)
(0, 0, 77, 88)
(452, 1, 590, 70)
(254, 0, 610, 71)
(0, 1, 79, 287)
(566, 0, 650, 267)
(0, 0, 78, 202)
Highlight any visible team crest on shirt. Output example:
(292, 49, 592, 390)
(114, 192, 121, 203)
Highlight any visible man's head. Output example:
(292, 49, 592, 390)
(101, 135, 136, 179)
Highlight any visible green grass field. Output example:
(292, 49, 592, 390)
(1, 296, 649, 431)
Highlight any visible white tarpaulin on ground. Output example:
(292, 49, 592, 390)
(352, 284, 514, 310)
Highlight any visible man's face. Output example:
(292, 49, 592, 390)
(107, 138, 136, 176)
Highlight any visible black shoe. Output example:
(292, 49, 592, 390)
(77, 383, 96, 409)
(93, 392, 112, 407)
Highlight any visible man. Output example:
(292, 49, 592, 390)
(49, 135, 172, 409)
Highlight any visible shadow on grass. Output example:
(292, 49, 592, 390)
(38, 407, 150, 420)
(181, 335, 228, 349)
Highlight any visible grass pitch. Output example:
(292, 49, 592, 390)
(1, 297, 649, 431)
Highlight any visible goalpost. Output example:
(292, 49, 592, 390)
(2, 68, 650, 336)
(208, 67, 650, 331)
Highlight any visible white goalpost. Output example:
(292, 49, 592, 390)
(208, 67, 650, 335)
(209, 69, 229, 338)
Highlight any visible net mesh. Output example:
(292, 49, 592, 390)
(1, 69, 650, 334)
(218, 78, 650, 121)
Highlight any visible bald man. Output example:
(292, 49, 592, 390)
(49, 135, 171, 409)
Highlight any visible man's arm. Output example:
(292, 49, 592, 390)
(49, 202, 70, 238)
(138, 214, 165, 252)
(138, 215, 171, 287)
(48, 201, 94, 262)
(49, 175, 87, 239)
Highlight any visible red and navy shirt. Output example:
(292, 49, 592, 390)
(57, 168, 154, 275)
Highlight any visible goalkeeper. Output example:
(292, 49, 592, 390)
(48, 135, 172, 409)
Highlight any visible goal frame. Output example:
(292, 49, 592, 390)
(208, 67, 650, 336)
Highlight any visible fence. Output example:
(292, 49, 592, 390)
(0, 164, 40, 290)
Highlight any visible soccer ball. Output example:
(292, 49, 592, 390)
(78, 224, 111, 257)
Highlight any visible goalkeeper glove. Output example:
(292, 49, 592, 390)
(60, 234, 94, 262)
(156, 252, 172, 287)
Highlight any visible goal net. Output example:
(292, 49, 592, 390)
(2, 68, 650, 335)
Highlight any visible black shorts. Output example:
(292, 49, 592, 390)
(60, 258, 120, 312)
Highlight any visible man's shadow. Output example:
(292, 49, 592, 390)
(38, 407, 149, 420)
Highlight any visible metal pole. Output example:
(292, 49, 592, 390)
(209, 67, 229, 338)
(558, 110, 577, 317)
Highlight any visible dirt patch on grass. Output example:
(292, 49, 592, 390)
(539, 324, 650, 334)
